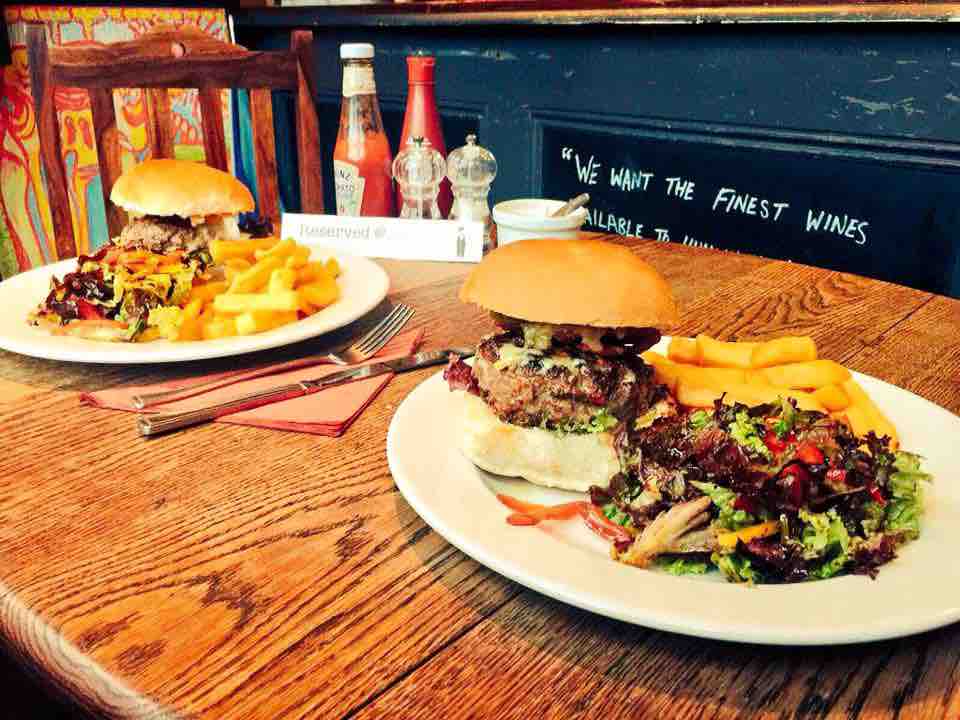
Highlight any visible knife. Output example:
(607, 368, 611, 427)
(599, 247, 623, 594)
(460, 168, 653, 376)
(136, 347, 474, 438)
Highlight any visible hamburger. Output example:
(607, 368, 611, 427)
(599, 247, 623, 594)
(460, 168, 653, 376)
(111, 158, 254, 255)
(444, 238, 679, 492)
(31, 159, 255, 341)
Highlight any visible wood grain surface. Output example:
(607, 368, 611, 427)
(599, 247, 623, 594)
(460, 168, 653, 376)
(0, 235, 958, 719)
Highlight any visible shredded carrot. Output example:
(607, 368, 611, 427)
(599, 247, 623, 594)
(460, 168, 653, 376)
(497, 494, 586, 525)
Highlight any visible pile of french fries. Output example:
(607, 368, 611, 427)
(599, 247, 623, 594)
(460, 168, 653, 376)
(162, 237, 340, 342)
(642, 334, 898, 448)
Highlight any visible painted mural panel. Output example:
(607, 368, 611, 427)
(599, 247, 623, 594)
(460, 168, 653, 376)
(1, 5, 233, 277)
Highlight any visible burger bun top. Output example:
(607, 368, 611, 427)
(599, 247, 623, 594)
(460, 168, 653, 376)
(110, 159, 255, 218)
(459, 238, 679, 329)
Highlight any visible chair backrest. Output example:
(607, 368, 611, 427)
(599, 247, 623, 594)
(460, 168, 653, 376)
(25, 24, 324, 258)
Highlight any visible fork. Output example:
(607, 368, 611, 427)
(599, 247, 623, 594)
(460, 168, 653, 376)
(131, 304, 415, 410)
(323, 303, 414, 365)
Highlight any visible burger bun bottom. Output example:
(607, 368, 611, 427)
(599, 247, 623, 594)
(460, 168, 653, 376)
(455, 391, 620, 493)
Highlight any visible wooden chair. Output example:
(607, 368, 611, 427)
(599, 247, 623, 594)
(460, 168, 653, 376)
(25, 24, 324, 260)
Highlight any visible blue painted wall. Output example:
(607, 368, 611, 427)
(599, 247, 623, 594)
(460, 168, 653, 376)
(239, 19, 960, 297)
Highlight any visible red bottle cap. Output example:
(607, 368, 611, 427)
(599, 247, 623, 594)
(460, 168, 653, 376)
(407, 55, 436, 84)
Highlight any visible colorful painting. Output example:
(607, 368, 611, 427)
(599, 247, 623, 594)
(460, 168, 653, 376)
(1, 5, 233, 278)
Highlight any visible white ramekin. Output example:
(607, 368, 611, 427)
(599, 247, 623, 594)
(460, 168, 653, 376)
(492, 199, 588, 245)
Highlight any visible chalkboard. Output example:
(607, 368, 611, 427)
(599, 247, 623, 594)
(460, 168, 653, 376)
(540, 124, 960, 295)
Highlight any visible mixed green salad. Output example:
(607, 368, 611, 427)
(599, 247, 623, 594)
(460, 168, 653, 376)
(588, 398, 930, 583)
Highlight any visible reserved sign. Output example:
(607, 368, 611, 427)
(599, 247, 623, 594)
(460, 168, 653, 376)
(280, 213, 484, 263)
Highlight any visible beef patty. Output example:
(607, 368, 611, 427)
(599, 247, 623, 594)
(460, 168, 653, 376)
(117, 216, 211, 255)
(472, 333, 662, 430)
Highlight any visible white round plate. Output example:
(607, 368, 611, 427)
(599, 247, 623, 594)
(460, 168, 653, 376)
(0, 249, 388, 364)
(387, 339, 960, 645)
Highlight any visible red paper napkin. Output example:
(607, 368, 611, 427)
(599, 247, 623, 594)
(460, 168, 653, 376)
(81, 328, 424, 436)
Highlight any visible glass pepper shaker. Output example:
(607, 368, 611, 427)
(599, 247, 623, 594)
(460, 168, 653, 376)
(446, 134, 498, 251)
(392, 136, 446, 220)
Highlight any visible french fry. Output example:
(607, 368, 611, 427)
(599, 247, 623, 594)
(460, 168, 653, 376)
(813, 384, 850, 412)
(285, 248, 311, 270)
(640, 351, 680, 393)
(224, 258, 252, 283)
(744, 369, 772, 385)
(295, 261, 329, 287)
(189, 281, 228, 304)
(228, 256, 283, 293)
(198, 304, 216, 324)
(324, 257, 341, 278)
(695, 334, 759, 369)
(667, 337, 700, 364)
(177, 316, 203, 342)
(214, 291, 300, 314)
(210, 239, 264, 263)
(249, 236, 281, 251)
(201, 316, 237, 340)
(254, 237, 296, 262)
(674, 364, 750, 388)
(235, 311, 298, 336)
(842, 379, 899, 449)
(298, 295, 317, 316)
(675, 379, 826, 413)
(181, 297, 204, 322)
(225, 257, 253, 270)
(299, 277, 340, 308)
(835, 405, 872, 439)
(760, 359, 851, 390)
(292, 245, 312, 265)
(750, 336, 818, 369)
(268, 268, 297, 294)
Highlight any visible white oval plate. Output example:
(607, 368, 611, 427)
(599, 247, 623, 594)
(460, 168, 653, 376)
(387, 339, 960, 645)
(0, 249, 388, 364)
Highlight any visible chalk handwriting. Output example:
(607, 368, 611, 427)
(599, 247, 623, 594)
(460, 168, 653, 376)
(712, 187, 789, 221)
(585, 208, 643, 236)
(665, 176, 696, 201)
(574, 153, 601, 185)
(654, 228, 671, 242)
(682, 235, 715, 249)
(609, 166, 654, 192)
(804, 210, 869, 245)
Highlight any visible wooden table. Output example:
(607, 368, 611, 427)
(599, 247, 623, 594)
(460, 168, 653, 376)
(1, 235, 958, 720)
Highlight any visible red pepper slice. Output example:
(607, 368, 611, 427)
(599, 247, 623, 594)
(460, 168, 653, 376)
(867, 485, 887, 506)
(795, 443, 825, 465)
(75, 298, 104, 320)
(764, 430, 788, 454)
(825, 467, 848, 486)
(781, 464, 810, 506)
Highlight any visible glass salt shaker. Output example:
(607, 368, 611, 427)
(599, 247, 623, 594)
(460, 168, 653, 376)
(446, 134, 498, 251)
(392, 136, 446, 220)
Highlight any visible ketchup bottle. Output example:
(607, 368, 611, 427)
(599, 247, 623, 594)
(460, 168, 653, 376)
(396, 55, 452, 218)
(333, 43, 395, 217)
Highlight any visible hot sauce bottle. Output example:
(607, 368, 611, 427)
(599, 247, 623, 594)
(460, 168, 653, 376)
(396, 55, 452, 218)
(333, 43, 395, 217)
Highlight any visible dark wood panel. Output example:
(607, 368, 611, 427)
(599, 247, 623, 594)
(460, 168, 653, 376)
(292, 30, 325, 214)
(51, 53, 298, 90)
(87, 88, 123, 240)
(145, 89, 176, 160)
(198, 88, 229, 173)
(249, 89, 281, 224)
(234, 2, 960, 26)
(49, 26, 297, 90)
(25, 25, 76, 261)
